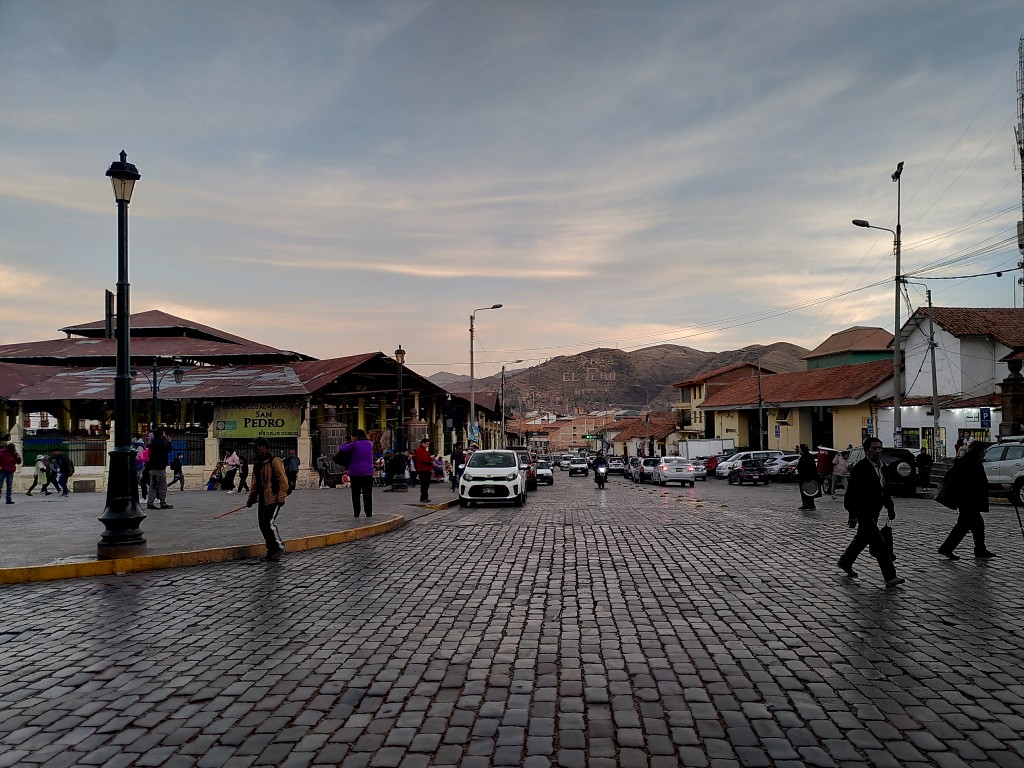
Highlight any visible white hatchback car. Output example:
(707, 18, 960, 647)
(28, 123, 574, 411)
(459, 449, 527, 507)
(535, 460, 555, 486)
(568, 457, 589, 476)
(652, 457, 697, 487)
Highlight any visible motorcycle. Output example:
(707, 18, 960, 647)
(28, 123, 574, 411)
(595, 465, 608, 489)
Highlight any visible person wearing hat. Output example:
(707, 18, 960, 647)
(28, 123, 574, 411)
(26, 454, 50, 496)
(414, 438, 434, 503)
(245, 437, 289, 562)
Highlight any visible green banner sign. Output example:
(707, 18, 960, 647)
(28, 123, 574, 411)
(213, 402, 301, 438)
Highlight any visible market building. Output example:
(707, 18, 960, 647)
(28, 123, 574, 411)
(0, 310, 496, 492)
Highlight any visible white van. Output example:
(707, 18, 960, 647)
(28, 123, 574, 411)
(715, 450, 785, 477)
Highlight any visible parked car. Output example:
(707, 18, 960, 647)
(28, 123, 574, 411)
(691, 460, 707, 481)
(509, 447, 538, 491)
(775, 458, 801, 482)
(846, 445, 919, 497)
(458, 449, 527, 507)
(982, 439, 1024, 502)
(728, 459, 770, 485)
(624, 457, 642, 481)
(608, 456, 626, 475)
(634, 457, 661, 484)
(703, 455, 727, 475)
(568, 457, 589, 477)
(535, 459, 554, 486)
(652, 457, 696, 487)
(716, 450, 784, 477)
(764, 454, 800, 477)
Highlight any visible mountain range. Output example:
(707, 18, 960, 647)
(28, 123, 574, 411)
(429, 342, 809, 414)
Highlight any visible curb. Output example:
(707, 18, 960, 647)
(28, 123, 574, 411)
(0, 515, 405, 585)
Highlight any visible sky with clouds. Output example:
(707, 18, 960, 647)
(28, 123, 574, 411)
(2, 1, 1024, 378)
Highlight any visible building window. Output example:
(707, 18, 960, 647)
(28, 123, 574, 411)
(902, 428, 920, 449)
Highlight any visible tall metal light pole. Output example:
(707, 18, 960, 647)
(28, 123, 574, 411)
(500, 359, 523, 448)
(395, 345, 406, 452)
(853, 161, 904, 446)
(98, 151, 144, 558)
(469, 304, 502, 446)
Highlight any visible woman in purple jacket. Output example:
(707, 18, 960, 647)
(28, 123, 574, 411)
(333, 429, 376, 518)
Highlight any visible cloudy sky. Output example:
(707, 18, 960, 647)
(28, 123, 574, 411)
(2, 1, 1024, 378)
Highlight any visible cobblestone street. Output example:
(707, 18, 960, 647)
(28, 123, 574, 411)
(2, 476, 1023, 767)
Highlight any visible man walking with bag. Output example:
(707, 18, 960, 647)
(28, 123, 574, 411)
(838, 437, 906, 588)
(938, 440, 995, 559)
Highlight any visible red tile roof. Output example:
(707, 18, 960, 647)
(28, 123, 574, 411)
(673, 361, 776, 389)
(608, 414, 679, 441)
(918, 308, 1024, 349)
(802, 326, 893, 360)
(701, 359, 893, 409)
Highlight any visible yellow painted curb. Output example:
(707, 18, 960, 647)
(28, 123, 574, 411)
(0, 516, 405, 585)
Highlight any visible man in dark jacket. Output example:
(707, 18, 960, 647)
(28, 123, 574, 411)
(916, 450, 934, 488)
(938, 441, 995, 559)
(50, 448, 74, 497)
(796, 445, 818, 510)
(450, 444, 465, 492)
(284, 450, 300, 494)
(838, 437, 906, 587)
(146, 429, 174, 510)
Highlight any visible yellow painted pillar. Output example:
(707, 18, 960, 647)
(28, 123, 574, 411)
(357, 397, 366, 431)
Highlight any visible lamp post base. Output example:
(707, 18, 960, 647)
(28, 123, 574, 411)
(98, 447, 147, 559)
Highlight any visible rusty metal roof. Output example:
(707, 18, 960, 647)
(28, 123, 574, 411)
(0, 363, 62, 399)
(0, 336, 302, 364)
(1, 353, 451, 403)
(61, 309, 265, 346)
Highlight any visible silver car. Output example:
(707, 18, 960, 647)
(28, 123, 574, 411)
(652, 457, 696, 487)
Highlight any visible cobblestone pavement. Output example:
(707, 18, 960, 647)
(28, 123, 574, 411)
(2, 474, 1023, 767)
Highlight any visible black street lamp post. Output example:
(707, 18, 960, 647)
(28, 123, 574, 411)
(98, 151, 145, 558)
(134, 357, 186, 431)
(395, 346, 406, 452)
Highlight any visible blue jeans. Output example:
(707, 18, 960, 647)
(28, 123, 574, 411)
(0, 470, 13, 501)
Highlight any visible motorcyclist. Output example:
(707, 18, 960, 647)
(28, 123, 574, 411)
(593, 451, 609, 485)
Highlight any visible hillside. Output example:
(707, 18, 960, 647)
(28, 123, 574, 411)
(429, 342, 808, 413)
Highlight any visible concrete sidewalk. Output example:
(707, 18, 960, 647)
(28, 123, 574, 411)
(0, 483, 458, 584)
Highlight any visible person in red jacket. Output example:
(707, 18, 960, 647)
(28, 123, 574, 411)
(0, 443, 22, 504)
(414, 438, 434, 503)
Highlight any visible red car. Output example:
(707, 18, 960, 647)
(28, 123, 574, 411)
(704, 455, 724, 474)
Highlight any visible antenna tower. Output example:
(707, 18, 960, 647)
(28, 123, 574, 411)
(1016, 36, 1024, 302)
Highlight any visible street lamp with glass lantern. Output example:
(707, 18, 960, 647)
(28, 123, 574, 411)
(98, 151, 145, 558)
(132, 357, 185, 432)
(469, 304, 502, 446)
(394, 345, 406, 452)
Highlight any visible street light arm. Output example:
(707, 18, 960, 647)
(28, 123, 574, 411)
(852, 220, 896, 238)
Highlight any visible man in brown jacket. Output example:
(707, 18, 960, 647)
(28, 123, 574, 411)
(246, 437, 289, 561)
